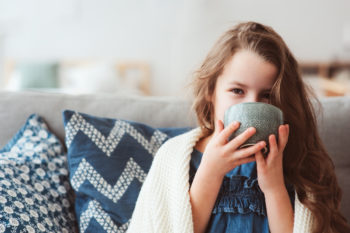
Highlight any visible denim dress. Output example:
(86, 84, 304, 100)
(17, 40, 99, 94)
(189, 148, 295, 233)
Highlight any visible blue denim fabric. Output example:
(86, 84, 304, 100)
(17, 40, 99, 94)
(189, 148, 294, 233)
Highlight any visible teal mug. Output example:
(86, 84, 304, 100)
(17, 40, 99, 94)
(223, 102, 284, 156)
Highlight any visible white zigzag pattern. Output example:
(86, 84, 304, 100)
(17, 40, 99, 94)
(71, 157, 146, 203)
(80, 199, 130, 233)
(65, 112, 168, 157)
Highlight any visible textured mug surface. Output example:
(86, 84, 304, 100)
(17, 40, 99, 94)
(224, 102, 284, 154)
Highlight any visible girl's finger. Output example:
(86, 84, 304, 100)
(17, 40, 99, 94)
(235, 155, 256, 167)
(226, 126, 256, 150)
(268, 134, 278, 160)
(255, 150, 266, 168)
(214, 119, 224, 134)
(217, 121, 240, 145)
(278, 124, 289, 151)
(232, 141, 266, 160)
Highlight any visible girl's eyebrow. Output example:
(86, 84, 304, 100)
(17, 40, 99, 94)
(229, 81, 272, 92)
(230, 81, 247, 87)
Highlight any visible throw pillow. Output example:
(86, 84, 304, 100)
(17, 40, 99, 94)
(16, 62, 59, 89)
(63, 110, 191, 233)
(0, 114, 78, 232)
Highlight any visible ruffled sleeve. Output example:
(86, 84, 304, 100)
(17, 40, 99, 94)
(212, 176, 267, 216)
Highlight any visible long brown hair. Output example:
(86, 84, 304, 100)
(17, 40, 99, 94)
(191, 21, 349, 232)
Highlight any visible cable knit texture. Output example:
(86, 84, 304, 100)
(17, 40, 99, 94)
(127, 127, 314, 233)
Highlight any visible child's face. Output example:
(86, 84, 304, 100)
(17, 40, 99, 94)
(212, 49, 278, 125)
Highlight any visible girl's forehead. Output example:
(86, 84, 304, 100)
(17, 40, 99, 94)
(218, 50, 277, 88)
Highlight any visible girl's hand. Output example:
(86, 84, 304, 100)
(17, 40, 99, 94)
(255, 124, 289, 194)
(198, 120, 267, 179)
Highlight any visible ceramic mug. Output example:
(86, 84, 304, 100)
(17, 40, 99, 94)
(223, 102, 284, 156)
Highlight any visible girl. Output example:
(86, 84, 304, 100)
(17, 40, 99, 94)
(127, 22, 350, 233)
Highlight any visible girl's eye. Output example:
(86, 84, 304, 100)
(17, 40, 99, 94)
(232, 88, 244, 95)
(261, 93, 271, 99)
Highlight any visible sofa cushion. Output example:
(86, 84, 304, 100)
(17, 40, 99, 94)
(0, 114, 77, 232)
(63, 110, 191, 232)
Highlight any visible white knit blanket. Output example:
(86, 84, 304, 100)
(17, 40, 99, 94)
(127, 128, 313, 233)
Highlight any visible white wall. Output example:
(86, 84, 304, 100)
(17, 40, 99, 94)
(0, 0, 350, 96)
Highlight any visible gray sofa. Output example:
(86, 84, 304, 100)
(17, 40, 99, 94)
(0, 90, 349, 223)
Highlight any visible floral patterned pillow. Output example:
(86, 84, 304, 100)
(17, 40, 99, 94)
(0, 114, 78, 232)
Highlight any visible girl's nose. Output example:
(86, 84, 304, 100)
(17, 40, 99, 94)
(245, 95, 260, 103)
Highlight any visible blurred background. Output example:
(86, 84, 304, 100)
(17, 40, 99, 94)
(0, 0, 350, 97)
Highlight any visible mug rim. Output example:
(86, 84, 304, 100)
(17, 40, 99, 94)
(224, 102, 284, 126)
(227, 102, 281, 111)
(224, 102, 283, 117)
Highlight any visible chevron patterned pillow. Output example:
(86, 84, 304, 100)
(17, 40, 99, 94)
(62, 110, 191, 233)
(0, 114, 77, 232)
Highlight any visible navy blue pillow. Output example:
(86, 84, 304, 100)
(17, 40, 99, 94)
(0, 114, 77, 232)
(62, 110, 191, 232)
